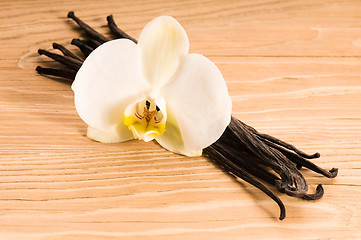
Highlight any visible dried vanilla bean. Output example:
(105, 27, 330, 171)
(70, 38, 94, 57)
(204, 117, 334, 208)
(35, 66, 76, 80)
(67, 11, 109, 43)
(52, 42, 82, 61)
(36, 11, 338, 220)
(107, 15, 138, 43)
(204, 144, 286, 220)
(38, 49, 82, 70)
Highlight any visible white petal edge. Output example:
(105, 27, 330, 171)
(87, 125, 134, 143)
(155, 108, 202, 157)
(157, 53, 232, 156)
(138, 16, 189, 92)
(72, 39, 150, 135)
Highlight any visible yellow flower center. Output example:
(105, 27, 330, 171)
(123, 97, 166, 142)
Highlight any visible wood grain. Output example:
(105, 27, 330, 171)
(1, 0, 360, 239)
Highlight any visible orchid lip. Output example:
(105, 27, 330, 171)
(123, 96, 167, 142)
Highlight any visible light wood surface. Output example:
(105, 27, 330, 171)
(1, 0, 360, 239)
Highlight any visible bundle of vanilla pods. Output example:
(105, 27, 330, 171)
(36, 12, 337, 220)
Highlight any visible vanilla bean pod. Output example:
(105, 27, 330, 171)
(71, 38, 94, 57)
(85, 39, 102, 48)
(35, 66, 76, 80)
(38, 49, 82, 70)
(247, 125, 320, 159)
(204, 144, 286, 220)
(36, 11, 338, 220)
(52, 42, 82, 61)
(107, 15, 138, 43)
(67, 11, 109, 43)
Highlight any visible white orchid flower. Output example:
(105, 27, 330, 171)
(71, 16, 232, 156)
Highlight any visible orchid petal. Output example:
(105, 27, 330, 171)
(72, 39, 150, 139)
(138, 16, 189, 91)
(87, 125, 133, 143)
(155, 108, 202, 157)
(158, 53, 232, 156)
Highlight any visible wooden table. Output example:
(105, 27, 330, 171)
(1, 0, 360, 239)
